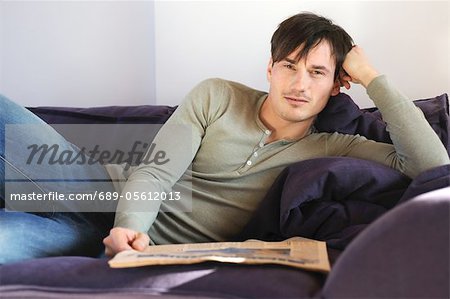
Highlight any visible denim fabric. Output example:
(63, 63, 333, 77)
(0, 94, 115, 264)
(0, 209, 112, 264)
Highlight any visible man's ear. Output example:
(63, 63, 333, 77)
(267, 58, 273, 82)
(331, 79, 340, 96)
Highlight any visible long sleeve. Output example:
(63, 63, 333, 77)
(334, 75, 449, 178)
(113, 79, 231, 233)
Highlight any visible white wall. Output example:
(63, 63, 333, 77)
(0, 0, 156, 106)
(154, 0, 450, 108)
(0, 1, 449, 108)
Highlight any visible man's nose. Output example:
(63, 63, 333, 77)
(290, 70, 309, 92)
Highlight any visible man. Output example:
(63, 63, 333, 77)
(103, 12, 450, 256)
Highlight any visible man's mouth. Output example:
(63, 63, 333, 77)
(284, 96, 309, 104)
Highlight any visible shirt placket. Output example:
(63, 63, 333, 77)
(237, 129, 272, 174)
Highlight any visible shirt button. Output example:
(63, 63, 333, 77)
(264, 130, 271, 135)
(246, 160, 252, 166)
(253, 152, 258, 157)
(259, 142, 264, 147)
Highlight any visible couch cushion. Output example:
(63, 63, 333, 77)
(0, 257, 325, 298)
(321, 181, 450, 298)
(316, 93, 449, 151)
(235, 157, 411, 250)
(27, 105, 176, 124)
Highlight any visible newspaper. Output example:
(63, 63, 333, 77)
(108, 237, 330, 273)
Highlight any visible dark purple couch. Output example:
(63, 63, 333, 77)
(0, 92, 449, 298)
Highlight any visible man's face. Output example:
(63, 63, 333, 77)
(265, 41, 340, 127)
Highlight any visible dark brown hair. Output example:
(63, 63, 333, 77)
(271, 12, 354, 79)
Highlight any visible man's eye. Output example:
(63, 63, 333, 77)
(311, 70, 325, 76)
(284, 64, 296, 71)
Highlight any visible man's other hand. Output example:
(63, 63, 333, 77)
(341, 45, 379, 88)
(103, 227, 150, 257)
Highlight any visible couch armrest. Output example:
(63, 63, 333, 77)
(321, 187, 450, 298)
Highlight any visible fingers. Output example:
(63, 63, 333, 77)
(103, 228, 132, 257)
(103, 227, 149, 257)
(104, 243, 116, 257)
(131, 232, 150, 251)
(338, 69, 352, 90)
(342, 45, 379, 88)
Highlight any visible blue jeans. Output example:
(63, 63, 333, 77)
(0, 94, 116, 264)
